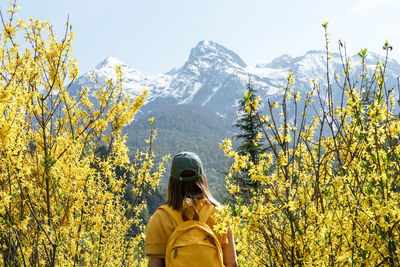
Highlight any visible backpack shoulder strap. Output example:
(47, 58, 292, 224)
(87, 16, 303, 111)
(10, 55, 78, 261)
(158, 204, 184, 225)
(198, 204, 215, 224)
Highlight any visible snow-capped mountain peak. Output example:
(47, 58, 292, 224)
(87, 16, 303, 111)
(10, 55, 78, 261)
(71, 40, 400, 121)
(187, 40, 246, 69)
(258, 54, 293, 69)
(93, 56, 146, 83)
(95, 56, 127, 70)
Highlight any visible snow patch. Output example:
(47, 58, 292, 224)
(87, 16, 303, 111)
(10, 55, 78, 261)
(179, 82, 202, 104)
(202, 87, 220, 106)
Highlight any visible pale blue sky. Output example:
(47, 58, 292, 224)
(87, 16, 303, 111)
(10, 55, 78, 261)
(8, 0, 400, 74)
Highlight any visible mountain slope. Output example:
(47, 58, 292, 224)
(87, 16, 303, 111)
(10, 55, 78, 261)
(124, 104, 234, 194)
(71, 41, 400, 122)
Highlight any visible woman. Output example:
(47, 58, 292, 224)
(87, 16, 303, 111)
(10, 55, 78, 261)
(145, 151, 238, 267)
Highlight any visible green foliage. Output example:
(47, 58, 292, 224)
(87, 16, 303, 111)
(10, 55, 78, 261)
(148, 116, 154, 126)
(357, 48, 368, 60)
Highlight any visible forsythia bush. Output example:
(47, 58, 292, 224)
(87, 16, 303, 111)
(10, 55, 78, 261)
(219, 25, 400, 266)
(0, 2, 167, 266)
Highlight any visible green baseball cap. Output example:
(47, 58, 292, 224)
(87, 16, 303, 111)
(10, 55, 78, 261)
(170, 152, 204, 182)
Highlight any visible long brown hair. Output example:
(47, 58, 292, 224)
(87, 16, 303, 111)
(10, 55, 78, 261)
(166, 171, 218, 211)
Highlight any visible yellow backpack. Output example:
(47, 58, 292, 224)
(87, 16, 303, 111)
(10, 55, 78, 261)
(158, 204, 224, 267)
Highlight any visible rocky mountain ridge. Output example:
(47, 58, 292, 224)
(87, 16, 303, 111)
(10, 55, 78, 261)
(71, 40, 400, 121)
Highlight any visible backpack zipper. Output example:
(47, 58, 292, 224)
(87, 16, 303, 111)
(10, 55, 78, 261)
(203, 235, 216, 246)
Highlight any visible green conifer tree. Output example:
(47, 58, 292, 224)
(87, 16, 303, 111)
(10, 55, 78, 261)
(234, 81, 265, 162)
(232, 80, 266, 202)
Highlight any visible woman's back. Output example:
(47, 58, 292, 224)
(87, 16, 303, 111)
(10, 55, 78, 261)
(145, 152, 238, 267)
(145, 198, 228, 258)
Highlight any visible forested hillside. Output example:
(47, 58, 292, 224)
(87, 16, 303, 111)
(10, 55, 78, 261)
(124, 104, 234, 196)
